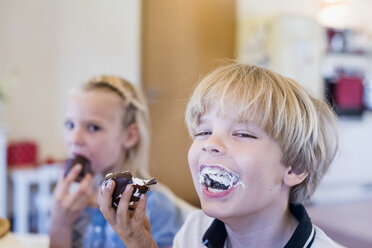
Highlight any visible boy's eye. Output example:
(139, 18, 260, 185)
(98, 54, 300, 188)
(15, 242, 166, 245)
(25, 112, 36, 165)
(88, 124, 101, 132)
(233, 132, 257, 139)
(64, 120, 74, 130)
(195, 131, 212, 137)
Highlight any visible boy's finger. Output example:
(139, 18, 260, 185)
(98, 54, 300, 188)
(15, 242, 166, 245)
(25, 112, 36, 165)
(99, 180, 116, 223)
(116, 185, 134, 224)
(100, 179, 115, 205)
(138, 194, 147, 211)
(132, 194, 147, 230)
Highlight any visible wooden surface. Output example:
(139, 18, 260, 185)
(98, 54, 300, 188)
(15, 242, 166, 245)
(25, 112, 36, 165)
(307, 198, 372, 248)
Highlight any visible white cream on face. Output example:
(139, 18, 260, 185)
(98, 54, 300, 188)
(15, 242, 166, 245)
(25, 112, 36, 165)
(199, 165, 246, 192)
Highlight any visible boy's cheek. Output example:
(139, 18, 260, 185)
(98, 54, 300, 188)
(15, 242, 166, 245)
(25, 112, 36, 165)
(187, 155, 198, 177)
(187, 147, 196, 169)
(187, 162, 198, 183)
(188, 144, 204, 191)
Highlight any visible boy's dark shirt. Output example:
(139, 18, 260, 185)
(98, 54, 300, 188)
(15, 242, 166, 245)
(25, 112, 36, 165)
(202, 204, 315, 248)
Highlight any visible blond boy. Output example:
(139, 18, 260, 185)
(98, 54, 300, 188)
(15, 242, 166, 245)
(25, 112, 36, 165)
(100, 63, 341, 248)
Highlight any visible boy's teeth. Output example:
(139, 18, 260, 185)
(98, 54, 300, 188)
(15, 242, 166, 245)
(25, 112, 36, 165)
(207, 187, 225, 193)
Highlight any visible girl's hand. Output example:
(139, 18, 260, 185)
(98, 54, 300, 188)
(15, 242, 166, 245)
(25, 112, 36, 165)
(50, 164, 93, 228)
(99, 180, 158, 248)
(49, 164, 93, 248)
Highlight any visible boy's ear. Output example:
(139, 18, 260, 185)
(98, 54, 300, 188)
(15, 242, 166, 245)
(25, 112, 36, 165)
(122, 123, 140, 149)
(283, 167, 308, 187)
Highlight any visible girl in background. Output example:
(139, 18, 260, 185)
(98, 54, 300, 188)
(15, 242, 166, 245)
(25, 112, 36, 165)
(49, 76, 183, 248)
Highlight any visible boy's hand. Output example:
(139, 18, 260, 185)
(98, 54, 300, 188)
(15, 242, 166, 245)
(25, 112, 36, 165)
(99, 180, 158, 248)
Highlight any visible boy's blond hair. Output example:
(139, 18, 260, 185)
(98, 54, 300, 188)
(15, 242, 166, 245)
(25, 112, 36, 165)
(83, 75, 151, 178)
(185, 63, 339, 204)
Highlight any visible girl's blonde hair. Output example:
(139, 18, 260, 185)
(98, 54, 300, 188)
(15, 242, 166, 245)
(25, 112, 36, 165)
(83, 75, 151, 178)
(185, 63, 339, 204)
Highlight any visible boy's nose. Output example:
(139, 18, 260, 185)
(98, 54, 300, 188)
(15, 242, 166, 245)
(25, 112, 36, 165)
(202, 145, 220, 153)
(202, 136, 226, 154)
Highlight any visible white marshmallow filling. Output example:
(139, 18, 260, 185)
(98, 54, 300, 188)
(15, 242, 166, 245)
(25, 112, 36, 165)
(199, 166, 239, 191)
(101, 175, 156, 207)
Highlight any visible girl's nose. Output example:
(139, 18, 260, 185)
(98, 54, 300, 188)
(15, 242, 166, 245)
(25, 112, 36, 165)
(69, 128, 85, 146)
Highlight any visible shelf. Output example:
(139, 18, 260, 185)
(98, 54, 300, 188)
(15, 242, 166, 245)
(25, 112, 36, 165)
(322, 52, 372, 78)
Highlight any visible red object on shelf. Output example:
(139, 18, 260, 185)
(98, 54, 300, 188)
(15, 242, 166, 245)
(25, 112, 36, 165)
(335, 76, 364, 109)
(7, 141, 38, 168)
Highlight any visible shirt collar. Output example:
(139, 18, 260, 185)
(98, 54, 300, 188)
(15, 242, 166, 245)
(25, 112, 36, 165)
(202, 204, 315, 248)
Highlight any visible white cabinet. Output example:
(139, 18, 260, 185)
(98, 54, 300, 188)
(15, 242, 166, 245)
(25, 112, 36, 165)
(313, 112, 372, 203)
(237, 15, 326, 98)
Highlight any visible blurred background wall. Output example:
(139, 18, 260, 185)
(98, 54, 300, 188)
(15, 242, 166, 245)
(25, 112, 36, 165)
(0, 0, 141, 161)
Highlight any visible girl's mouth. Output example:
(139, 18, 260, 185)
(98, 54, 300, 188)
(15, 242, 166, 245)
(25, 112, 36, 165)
(198, 165, 242, 193)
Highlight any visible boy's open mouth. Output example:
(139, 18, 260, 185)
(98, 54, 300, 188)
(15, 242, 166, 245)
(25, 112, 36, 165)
(198, 165, 240, 192)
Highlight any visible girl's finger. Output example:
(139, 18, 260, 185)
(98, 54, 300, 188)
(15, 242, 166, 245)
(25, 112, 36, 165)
(60, 164, 83, 193)
(76, 173, 93, 192)
(67, 191, 90, 212)
(53, 173, 67, 197)
(70, 174, 93, 203)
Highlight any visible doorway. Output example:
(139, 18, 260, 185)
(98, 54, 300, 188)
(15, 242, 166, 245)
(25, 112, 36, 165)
(141, 0, 235, 206)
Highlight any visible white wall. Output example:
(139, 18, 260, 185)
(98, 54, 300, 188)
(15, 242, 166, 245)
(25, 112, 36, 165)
(0, 0, 141, 161)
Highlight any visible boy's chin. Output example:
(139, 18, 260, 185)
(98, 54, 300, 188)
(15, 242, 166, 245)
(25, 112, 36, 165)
(200, 200, 232, 220)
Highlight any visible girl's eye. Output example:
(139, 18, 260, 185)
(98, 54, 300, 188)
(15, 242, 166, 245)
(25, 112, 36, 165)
(195, 131, 212, 137)
(233, 132, 257, 139)
(88, 124, 101, 132)
(64, 120, 74, 130)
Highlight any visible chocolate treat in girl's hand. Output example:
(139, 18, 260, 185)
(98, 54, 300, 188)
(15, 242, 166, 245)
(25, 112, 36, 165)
(64, 155, 92, 182)
(101, 171, 157, 208)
